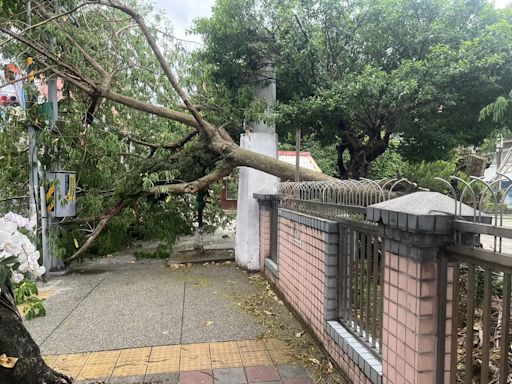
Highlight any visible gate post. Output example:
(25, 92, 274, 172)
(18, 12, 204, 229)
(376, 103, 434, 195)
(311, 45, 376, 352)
(367, 192, 458, 384)
(254, 190, 279, 272)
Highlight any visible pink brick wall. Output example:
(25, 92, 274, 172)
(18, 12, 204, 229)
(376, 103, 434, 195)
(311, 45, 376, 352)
(258, 207, 453, 384)
(382, 252, 453, 384)
(259, 204, 271, 269)
(265, 216, 372, 384)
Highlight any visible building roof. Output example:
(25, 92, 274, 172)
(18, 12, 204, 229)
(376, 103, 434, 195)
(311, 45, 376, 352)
(278, 150, 322, 173)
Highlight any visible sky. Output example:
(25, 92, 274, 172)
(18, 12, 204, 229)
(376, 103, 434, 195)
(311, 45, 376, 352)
(151, 0, 216, 45)
(152, 0, 512, 45)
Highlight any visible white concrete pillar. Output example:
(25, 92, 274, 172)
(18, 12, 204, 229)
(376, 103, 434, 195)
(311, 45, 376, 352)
(235, 59, 278, 270)
(235, 133, 278, 270)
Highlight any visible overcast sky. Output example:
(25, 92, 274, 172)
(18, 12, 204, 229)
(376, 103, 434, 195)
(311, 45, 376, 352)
(151, 0, 512, 45)
(151, 0, 216, 45)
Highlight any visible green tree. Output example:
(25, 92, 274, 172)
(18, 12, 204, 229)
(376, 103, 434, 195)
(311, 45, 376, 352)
(0, 2, 331, 382)
(193, 0, 512, 178)
(480, 89, 512, 126)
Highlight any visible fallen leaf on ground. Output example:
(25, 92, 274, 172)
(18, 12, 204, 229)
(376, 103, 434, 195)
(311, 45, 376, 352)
(295, 331, 305, 338)
(0, 354, 18, 368)
(308, 357, 320, 365)
(263, 310, 275, 316)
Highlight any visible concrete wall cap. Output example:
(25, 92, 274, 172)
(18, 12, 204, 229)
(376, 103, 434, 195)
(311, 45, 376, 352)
(253, 187, 279, 200)
(366, 191, 491, 233)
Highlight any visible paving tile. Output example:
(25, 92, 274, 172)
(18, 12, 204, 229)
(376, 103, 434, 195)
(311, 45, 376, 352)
(150, 345, 181, 362)
(241, 350, 274, 367)
(109, 374, 146, 383)
(213, 367, 247, 384)
(117, 347, 151, 363)
(146, 360, 180, 374)
(144, 372, 180, 383)
(76, 363, 113, 381)
(250, 382, 281, 384)
(179, 369, 214, 384)
(52, 352, 90, 378)
(209, 341, 240, 354)
(211, 352, 243, 368)
(245, 366, 280, 383)
(42, 355, 59, 367)
(86, 350, 121, 365)
(237, 340, 267, 353)
(282, 379, 314, 384)
(111, 363, 148, 377)
(277, 365, 310, 380)
(180, 343, 211, 371)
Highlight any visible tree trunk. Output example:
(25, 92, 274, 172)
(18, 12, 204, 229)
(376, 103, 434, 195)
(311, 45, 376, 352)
(0, 282, 73, 384)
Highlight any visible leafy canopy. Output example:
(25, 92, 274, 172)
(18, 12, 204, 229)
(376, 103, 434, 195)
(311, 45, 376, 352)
(193, 0, 512, 178)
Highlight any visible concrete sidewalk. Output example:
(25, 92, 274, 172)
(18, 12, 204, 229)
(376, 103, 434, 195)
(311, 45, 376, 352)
(27, 256, 261, 354)
(24, 254, 326, 383)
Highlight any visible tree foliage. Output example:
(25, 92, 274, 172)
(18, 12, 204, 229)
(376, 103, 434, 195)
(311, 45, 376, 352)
(193, 0, 512, 178)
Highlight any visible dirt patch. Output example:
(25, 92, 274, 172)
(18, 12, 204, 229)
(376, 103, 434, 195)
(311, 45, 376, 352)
(237, 273, 349, 384)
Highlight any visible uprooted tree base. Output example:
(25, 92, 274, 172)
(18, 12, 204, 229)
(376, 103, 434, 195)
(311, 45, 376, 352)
(0, 283, 73, 384)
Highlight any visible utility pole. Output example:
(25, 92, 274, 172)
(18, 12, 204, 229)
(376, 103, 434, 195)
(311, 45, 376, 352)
(25, 0, 50, 279)
(26, 1, 38, 229)
(46, 2, 64, 271)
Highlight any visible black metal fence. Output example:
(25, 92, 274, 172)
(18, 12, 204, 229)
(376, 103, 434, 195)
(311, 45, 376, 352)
(437, 175, 512, 383)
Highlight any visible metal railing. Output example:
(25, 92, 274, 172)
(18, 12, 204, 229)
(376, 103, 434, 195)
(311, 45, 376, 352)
(277, 178, 406, 220)
(437, 175, 512, 383)
(338, 219, 383, 356)
(277, 179, 409, 358)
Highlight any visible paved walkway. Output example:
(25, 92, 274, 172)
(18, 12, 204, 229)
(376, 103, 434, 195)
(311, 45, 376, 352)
(25, 254, 319, 384)
(43, 339, 311, 383)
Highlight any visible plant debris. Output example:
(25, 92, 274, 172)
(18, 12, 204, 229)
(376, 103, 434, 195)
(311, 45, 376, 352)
(237, 273, 349, 383)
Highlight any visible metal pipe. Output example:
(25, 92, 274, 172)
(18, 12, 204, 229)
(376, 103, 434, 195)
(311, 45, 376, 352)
(295, 128, 301, 182)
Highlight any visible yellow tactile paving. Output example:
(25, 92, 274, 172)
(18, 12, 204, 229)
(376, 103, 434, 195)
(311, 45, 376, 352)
(237, 339, 267, 352)
(210, 341, 242, 368)
(43, 354, 59, 367)
(112, 363, 148, 377)
(117, 347, 151, 363)
(42, 337, 298, 379)
(76, 364, 114, 381)
(146, 360, 181, 374)
(86, 350, 121, 365)
(52, 353, 90, 379)
(180, 343, 211, 371)
(240, 349, 274, 366)
(150, 345, 181, 359)
(147, 345, 181, 374)
(211, 352, 243, 368)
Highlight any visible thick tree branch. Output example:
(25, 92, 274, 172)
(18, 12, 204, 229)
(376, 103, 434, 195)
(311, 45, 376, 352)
(91, 0, 215, 141)
(114, 129, 198, 151)
(5, 2, 330, 185)
(64, 197, 134, 266)
(148, 164, 234, 195)
(64, 163, 235, 265)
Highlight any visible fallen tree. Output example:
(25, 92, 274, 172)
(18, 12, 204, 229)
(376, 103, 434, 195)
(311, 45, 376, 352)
(0, 2, 332, 382)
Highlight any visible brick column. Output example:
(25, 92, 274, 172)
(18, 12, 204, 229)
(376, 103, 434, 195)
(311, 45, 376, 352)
(254, 190, 278, 271)
(367, 192, 461, 384)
